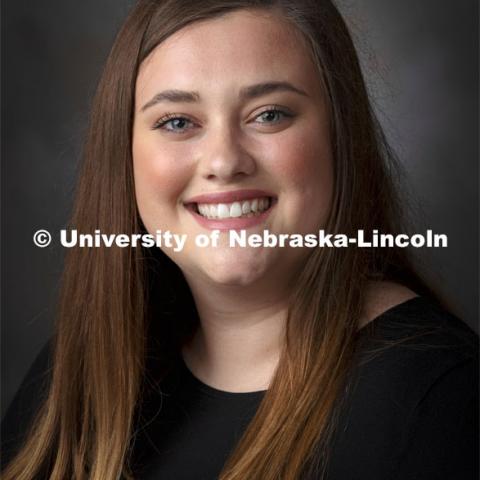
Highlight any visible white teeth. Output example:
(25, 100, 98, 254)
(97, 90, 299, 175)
(217, 204, 229, 219)
(230, 202, 243, 217)
(196, 196, 271, 219)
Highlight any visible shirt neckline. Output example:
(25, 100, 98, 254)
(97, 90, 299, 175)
(179, 295, 426, 399)
(179, 356, 268, 400)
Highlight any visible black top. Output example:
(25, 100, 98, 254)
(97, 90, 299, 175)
(2, 296, 479, 479)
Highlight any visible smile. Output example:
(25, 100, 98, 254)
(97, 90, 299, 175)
(183, 190, 277, 231)
(196, 197, 272, 219)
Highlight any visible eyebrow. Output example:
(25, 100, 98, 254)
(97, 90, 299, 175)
(140, 81, 309, 112)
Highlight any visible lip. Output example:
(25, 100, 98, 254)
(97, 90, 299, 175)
(184, 189, 275, 205)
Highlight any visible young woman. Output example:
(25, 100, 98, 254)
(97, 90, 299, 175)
(2, 1, 478, 479)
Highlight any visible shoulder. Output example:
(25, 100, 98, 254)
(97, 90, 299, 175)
(359, 280, 418, 330)
(354, 294, 478, 402)
(357, 281, 478, 390)
(326, 296, 478, 478)
(1, 339, 53, 471)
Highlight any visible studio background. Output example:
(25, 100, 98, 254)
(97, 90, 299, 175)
(2, 0, 478, 419)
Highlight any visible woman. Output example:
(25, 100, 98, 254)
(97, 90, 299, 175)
(2, 1, 478, 479)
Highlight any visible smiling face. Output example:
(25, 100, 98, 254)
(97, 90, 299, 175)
(132, 8, 333, 292)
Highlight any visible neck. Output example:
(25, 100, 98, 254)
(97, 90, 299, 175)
(181, 276, 290, 392)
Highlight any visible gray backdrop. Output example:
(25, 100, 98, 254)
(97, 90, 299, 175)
(2, 0, 478, 419)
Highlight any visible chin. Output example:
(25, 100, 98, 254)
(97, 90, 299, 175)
(201, 255, 267, 287)
(206, 271, 261, 287)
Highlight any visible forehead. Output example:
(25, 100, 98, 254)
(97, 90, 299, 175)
(136, 9, 322, 99)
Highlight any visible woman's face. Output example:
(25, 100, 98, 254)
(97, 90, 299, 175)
(133, 9, 333, 289)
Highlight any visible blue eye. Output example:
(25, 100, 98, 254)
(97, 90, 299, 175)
(255, 109, 290, 124)
(153, 114, 196, 133)
(153, 107, 293, 134)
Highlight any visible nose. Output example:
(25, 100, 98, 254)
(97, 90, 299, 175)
(198, 124, 256, 182)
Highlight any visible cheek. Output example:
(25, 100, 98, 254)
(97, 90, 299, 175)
(280, 126, 332, 182)
(264, 125, 334, 210)
(132, 134, 192, 210)
(132, 132, 197, 236)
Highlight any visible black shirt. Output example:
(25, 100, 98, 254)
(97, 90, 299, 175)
(2, 296, 479, 479)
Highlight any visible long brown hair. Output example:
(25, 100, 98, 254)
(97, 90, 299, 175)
(4, 1, 438, 478)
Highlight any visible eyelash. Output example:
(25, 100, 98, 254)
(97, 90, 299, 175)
(151, 106, 293, 134)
